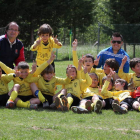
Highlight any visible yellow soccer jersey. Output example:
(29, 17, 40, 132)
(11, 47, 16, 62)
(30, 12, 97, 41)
(101, 80, 131, 102)
(25, 75, 71, 96)
(64, 73, 92, 99)
(30, 36, 62, 66)
(0, 61, 50, 96)
(82, 87, 99, 99)
(72, 50, 106, 85)
(0, 73, 15, 95)
(118, 68, 140, 88)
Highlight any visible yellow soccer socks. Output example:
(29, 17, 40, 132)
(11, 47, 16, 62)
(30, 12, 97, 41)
(8, 91, 18, 102)
(16, 100, 30, 108)
(67, 97, 73, 109)
(35, 90, 46, 103)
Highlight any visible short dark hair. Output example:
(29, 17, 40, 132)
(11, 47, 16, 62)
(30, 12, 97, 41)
(105, 58, 119, 71)
(5, 21, 20, 34)
(102, 76, 114, 85)
(66, 65, 77, 74)
(130, 58, 140, 69)
(89, 73, 98, 80)
(41, 65, 54, 76)
(112, 32, 123, 41)
(83, 54, 94, 63)
(115, 79, 128, 90)
(38, 24, 52, 36)
(17, 61, 29, 70)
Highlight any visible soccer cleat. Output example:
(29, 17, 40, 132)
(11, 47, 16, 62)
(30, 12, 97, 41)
(30, 104, 38, 109)
(94, 100, 102, 113)
(112, 103, 127, 114)
(6, 100, 15, 109)
(62, 96, 69, 111)
(112, 99, 119, 111)
(71, 106, 89, 114)
(50, 102, 57, 110)
(43, 101, 50, 109)
(55, 97, 63, 111)
(85, 100, 92, 112)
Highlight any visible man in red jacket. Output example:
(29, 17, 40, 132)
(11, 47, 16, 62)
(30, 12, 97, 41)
(0, 21, 25, 73)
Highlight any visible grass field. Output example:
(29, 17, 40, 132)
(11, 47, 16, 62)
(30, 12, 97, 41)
(0, 60, 140, 140)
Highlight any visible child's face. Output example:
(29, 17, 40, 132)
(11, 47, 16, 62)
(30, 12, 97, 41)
(40, 33, 50, 43)
(43, 73, 54, 81)
(114, 81, 124, 91)
(83, 57, 94, 69)
(103, 63, 110, 74)
(90, 75, 98, 88)
(0, 68, 2, 77)
(103, 79, 113, 91)
(132, 63, 140, 74)
(19, 69, 29, 79)
(67, 68, 77, 80)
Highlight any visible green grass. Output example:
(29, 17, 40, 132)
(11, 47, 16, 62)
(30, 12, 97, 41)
(1, 60, 139, 140)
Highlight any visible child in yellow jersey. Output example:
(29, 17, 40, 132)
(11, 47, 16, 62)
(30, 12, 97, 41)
(72, 39, 120, 85)
(30, 23, 62, 71)
(5, 52, 55, 109)
(0, 66, 19, 106)
(101, 71, 140, 114)
(71, 73, 103, 114)
(118, 56, 140, 90)
(55, 57, 92, 111)
(26, 64, 71, 109)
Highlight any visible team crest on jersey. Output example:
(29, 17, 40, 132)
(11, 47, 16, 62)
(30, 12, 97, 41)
(74, 82, 77, 87)
(52, 83, 55, 88)
(0, 81, 4, 86)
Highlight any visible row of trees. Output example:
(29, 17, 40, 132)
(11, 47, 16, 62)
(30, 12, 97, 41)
(0, 0, 140, 58)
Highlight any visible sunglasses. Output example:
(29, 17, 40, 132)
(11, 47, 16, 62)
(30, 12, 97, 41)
(112, 40, 122, 44)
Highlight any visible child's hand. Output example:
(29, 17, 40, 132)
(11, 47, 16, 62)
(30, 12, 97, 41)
(107, 70, 113, 81)
(50, 51, 56, 61)
(98, 85, 102, 94)
(36, 38, 41, 45)
(94, 56, 100, 66)
(122, 56, 127, 65)
(31, 60, 37, 73)
(53, 35, 61, 46)
(15, 70, 20, 77)
(83, 66, 88, 74)
(72, 39, 78, 51)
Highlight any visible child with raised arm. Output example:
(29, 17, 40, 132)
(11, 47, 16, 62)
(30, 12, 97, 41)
(118, 56, 140, 90)
(71, 73, 102, 114)
(101, 70, 140, 114)
(54, 57, 92, 111)
(30, 23, 62, 70)
(72, 39, 119, 85)
(25, 64, 72, 109)
(4, 52, 55, 109)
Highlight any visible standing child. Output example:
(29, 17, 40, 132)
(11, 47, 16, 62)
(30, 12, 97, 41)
(30, 23, 62, 70)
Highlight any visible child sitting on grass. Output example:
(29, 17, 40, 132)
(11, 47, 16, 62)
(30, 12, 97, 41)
(101, 70, 140, 114)
(72, 39, 119, 86)
(118, 56, 140, 90)
(71, 73, 102, 114)
(26, 64, 72, 109)
(4, 52, 56, 109)
(54, 57, 92, 111)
